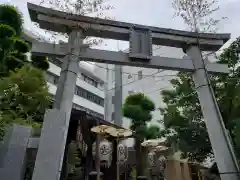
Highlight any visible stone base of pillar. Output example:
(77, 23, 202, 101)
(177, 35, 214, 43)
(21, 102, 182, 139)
(89, 171, 103, 180)
(32, 109, 68, 180)
(0, 124, 32, 180)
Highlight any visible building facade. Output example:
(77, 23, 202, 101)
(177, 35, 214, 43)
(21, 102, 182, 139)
(23, 30, 106, 120)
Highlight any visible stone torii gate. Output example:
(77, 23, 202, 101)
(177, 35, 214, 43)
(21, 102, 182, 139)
(27, 3, 239, 180)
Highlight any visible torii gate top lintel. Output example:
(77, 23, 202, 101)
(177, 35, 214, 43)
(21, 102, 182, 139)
(27, 2, 230, 51)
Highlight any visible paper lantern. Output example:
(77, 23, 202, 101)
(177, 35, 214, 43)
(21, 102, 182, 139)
(158, 156, 166, 172)
(117, 143, 128, 163)
(99, 139, 112, 167)
(148, 151, 156, 167)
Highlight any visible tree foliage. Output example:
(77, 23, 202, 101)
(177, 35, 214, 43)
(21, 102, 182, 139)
(0, 65, 50, 140)
(172, 0, 225, 32)
(160, 0, 238, 164)
(0, 4, 49, 77)
(0, 4, 50, 141)
(161, 37, 240, 162)
(123, 93, 162, 176)
(0, 4, 23, 36)
(123, 93, 155, 139)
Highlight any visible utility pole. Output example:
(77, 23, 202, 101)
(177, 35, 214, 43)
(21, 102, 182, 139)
(104, 64, 114, 123)
(114, 65, 123, 127)
(104, 64, 110, 121)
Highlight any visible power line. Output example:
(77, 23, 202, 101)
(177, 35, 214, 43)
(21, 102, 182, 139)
(92, 62, 178, 78)
(76, 69, 177, 93)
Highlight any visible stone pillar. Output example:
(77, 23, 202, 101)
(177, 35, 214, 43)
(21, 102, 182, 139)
(0, 125, 32, 180)
(114, 65, 123, 127)
(186, 45, 240, 180)
(31, 30, 84, 180)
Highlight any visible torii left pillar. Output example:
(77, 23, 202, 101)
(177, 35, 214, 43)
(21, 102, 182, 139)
(32, 30, 84, 180)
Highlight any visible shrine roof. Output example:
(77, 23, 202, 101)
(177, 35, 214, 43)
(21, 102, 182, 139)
(71, 108, 126, 130)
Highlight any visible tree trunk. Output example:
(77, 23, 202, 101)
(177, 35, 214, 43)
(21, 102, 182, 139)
(142, 147, 148, 176)
(111, 140, 118, 180)
(85, 141, 93, 180)
(135, 138, 143, 177)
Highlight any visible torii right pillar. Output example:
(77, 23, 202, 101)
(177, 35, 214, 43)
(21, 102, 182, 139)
(184, 44, 239, 180)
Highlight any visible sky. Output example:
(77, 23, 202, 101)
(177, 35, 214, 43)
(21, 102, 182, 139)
(1, 0, 240, 51)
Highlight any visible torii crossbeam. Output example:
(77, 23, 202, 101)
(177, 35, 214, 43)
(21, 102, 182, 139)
(27, 3, 239, 180)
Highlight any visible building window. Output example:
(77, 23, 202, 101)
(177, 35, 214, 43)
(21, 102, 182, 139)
(99, 82, 104, 89)
(128, 74, 132, 79)
(75, 86, 104, 107)
(48, 57, 62, 67)
(73, 103, 104, 119)
(45, 71, 59, 85)
(81, 73, 99, 88)
(138, 70, 143, 80)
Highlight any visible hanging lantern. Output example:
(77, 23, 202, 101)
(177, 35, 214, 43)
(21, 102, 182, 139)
(158, 156, 166, 172)
(117, 143, 128, 164)
(148, 151, 156, 167)
(92, 139, 112, 167)
(99, 139, 112, 168)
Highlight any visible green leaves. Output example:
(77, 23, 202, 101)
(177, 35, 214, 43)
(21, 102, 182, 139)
(145, 125, 162, 140)
(123, 93, 155, 126)
(124, 93, 155, 111)
(0, 65, 50, 139)
(0, 4, 23, 36)
(161, 37, 240, 162)
(0, 24, 15, 38)
(122, 92, 162, 177)
(123, 93, 162, 140)
(0, 4, 50, 142)
(14, 39, 30, 53)
(31, 55, 49, 71)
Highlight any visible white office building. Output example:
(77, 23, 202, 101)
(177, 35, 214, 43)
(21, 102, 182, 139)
(23, 29, 106, 120)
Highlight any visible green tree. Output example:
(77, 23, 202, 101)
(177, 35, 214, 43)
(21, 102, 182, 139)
(0, 5, 50, 141)
(0, 4, 49, 77)
(145, 125, 162, 140)
(123, 93, 155, 176)
(0, 65, 50, 140)
(159, 0, 231, 163)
